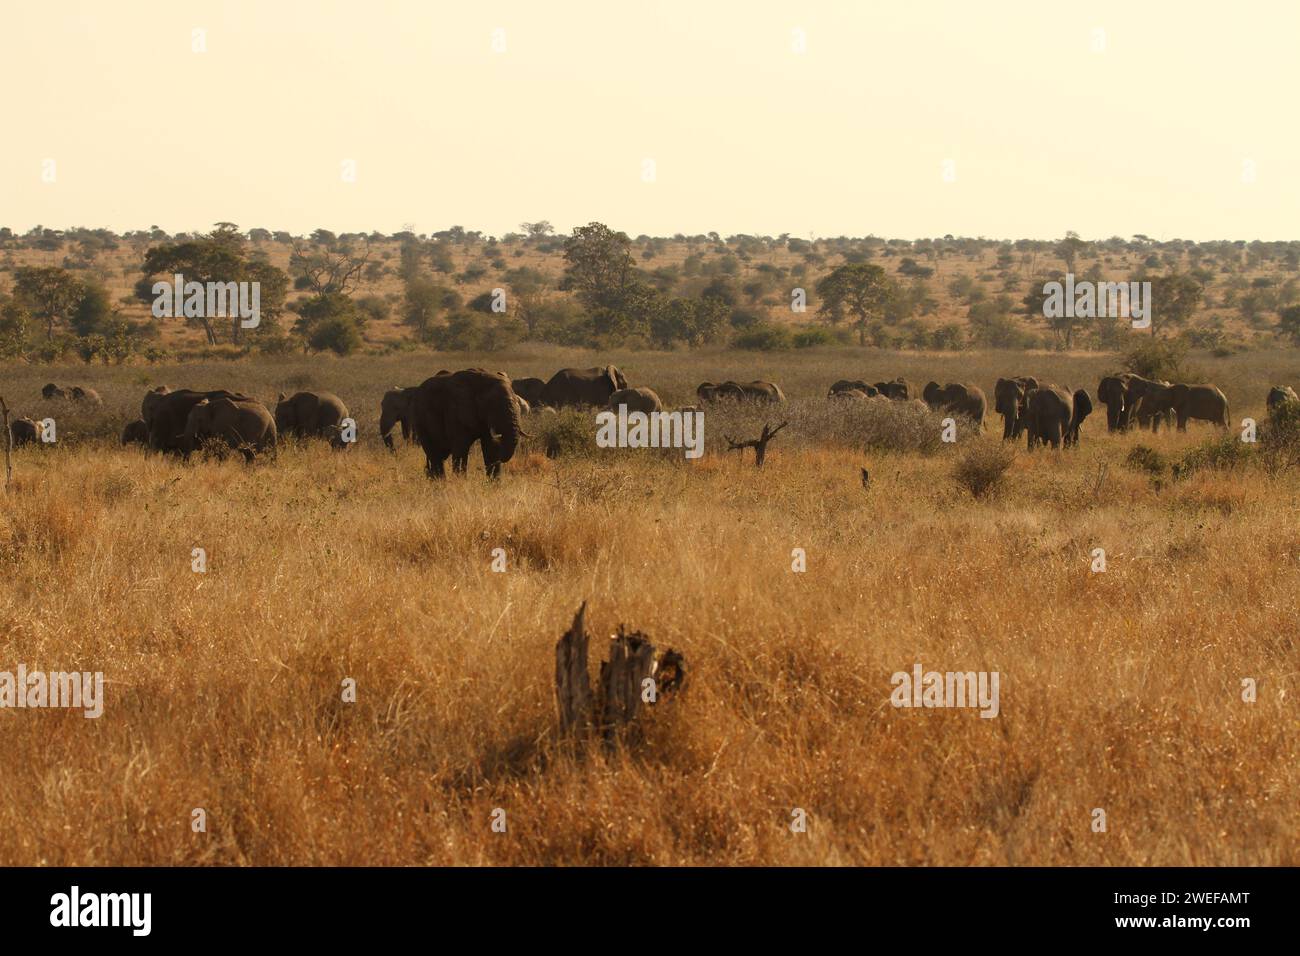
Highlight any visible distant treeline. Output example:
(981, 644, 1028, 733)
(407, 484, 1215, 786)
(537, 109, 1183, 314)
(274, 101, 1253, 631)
(2, 222, 1299, 363)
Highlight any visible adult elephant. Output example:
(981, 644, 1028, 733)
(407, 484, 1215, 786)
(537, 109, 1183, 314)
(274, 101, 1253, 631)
(872, 378, 911, 400)
(121, 419, 149, 446)
(409, 368, 521, 479)
(182, 397, 277, 462)
(1266, 385, 1298, 411)
(9, 417, 39, 447)
(829, 379, 878, 398)
(1025, 385, 1093, 449)
(511, 377, 546, 407)
(140, 385, 171, 424)
(697, 381, 746, 403)
(607, 387, 662, 414)
(1120, 375, 1170, 431)
(540, 365, 628, 408)
(830, 388, 873, 401)
(379, 386, 420, 450)
(922, 382, 987, 426)
(993, 376, 1038, 440)
(1145, 383, 1229, 431)
(1096, 374, 1134, 432)
(144, 388, 251, 453)
(70, 386, 102, 405)
(41, 384, 66, 400)
(275, 390, 350, 447)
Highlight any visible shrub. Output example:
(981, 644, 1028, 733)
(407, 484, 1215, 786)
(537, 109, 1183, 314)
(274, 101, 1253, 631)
(1174, 434, 1253, 479)
(732, 323, 793, 350)
(952, 440, 1016, 499)
(1125, 444, 1169, 478)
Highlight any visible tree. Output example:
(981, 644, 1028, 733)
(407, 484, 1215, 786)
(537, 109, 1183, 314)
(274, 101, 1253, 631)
(1055, 231, 1087, 274)
(815, 263, 895, 345)
(520, 221, 554, 238)
(141, 224, 287, 344)
(290, 238, 371, 297)
(1147, 273, 1203, 338)
(1277, 304, 1300, 343)
(561, 222, 659, 339)
(13, 267, 83, 340)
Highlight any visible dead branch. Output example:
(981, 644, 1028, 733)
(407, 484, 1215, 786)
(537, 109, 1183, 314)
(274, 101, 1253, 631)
(723, 420, 789, 467)
(0, 396, 11, 490)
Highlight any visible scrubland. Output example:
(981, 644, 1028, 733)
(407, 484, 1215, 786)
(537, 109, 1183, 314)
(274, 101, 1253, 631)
(0, 347, 1297, 865)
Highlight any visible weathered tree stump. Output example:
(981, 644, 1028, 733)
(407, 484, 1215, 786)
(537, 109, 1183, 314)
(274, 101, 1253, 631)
(723, 420, 789, 467)
(599, 626, 658, 744)
(554, 604, 685, 750)
(555, 602, 594, 738)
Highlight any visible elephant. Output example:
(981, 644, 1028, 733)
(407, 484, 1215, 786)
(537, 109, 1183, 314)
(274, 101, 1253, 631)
(540, 365, 628, 408)
(516, 396, 532, 415)
(1266, 386, 1298, 411)
(922, 382, 987, 426)
(140, 385, 171, 424)
(275, 390, 350, 448)
(993, 376, 1039, 440)
(144, 388, 252, 453)
(43, 384, 101, 404)
(1144, 383, 1229, 431)
(607, 387, 663, 414)
(409, 368, 522, 479)
(511, 377, 546, 407)
(379, 386, 421, 450)
(182, 397, 277, 462)
(871, 378, 911, 400)
(1024, 385, 1093, 449)
(121, 419, 149, 446)
(697, 380, 785, 403)
(1119, 375, 1171, 431)
(9, 417, 39, 448)
(830, 388, 873, 401)
(1096, 374, 1135, 432)
(828, 379, 879, 398)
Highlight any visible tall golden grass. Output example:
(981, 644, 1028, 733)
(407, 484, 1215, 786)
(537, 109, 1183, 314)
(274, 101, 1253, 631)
(0, 348, 1297, 864)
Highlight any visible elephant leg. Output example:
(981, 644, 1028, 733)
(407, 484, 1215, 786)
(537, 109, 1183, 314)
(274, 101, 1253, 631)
(425, 453, 448, 479)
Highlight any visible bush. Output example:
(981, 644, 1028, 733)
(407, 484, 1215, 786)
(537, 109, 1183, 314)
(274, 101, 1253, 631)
(792, 326, 835, 348)
(732, 323, 793, 350)
(1124, 445, 1169, 478)
(1174, 434, 1253, 479)
(952, 440, 1016, 499)
(1125, 338, 1196, 382)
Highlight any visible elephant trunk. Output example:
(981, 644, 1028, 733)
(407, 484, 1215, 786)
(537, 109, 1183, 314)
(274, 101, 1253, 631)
(488, 386, 521, 463)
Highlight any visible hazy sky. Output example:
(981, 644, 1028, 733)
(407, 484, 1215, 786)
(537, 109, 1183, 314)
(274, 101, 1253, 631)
(2, 0, 1296, 241)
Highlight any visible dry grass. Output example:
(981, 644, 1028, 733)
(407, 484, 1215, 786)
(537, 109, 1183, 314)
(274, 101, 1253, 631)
(0, 350, 1298, 865)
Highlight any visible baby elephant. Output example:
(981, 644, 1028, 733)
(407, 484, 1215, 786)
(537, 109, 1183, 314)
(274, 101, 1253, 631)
(121, 419, 149, 447)
(9, 417, 40, 447)
(275, 391, 350, 448)
(183, 397, 277, 462)
(607, 387, 663, 414)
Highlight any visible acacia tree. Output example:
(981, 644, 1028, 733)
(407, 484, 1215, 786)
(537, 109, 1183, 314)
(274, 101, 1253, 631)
(815, 263, 894, 345)
(140, 224, 287, 344)
(12, 267, 83, 340)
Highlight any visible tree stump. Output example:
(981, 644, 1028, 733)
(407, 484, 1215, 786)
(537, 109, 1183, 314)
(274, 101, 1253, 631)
(599, 626, 657, 745)
(555, 602, 594, 738)
(554, 604, 685, 750)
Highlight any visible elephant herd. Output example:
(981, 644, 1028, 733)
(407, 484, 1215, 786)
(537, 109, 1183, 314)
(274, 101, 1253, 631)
(1094, 373, 1230, 434)
(5, 364, 1292, 476)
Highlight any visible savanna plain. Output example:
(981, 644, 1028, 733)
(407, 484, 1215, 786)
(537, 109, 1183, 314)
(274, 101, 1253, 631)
(0, 345, 1297, 865)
